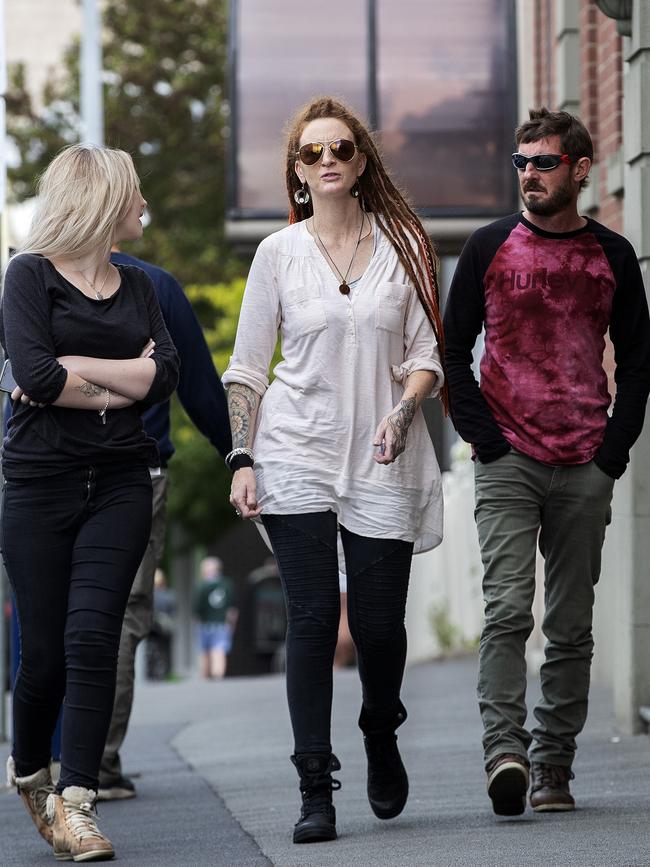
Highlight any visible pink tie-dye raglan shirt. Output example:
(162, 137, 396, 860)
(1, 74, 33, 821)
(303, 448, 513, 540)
(481, 220, 614, 464)
(443, 213, 650, 478)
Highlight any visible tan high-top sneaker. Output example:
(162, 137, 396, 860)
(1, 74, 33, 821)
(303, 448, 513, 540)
(46, 786, 114, 862)
(6, 756, 55, 845)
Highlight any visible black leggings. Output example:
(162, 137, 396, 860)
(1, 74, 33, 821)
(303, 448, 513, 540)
(2, 463, 152, 792)
(262, 511, 413, 754)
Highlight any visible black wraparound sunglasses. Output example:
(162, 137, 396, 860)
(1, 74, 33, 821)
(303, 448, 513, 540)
(296, 139, 359, 166)
(511, 152, 572, 171)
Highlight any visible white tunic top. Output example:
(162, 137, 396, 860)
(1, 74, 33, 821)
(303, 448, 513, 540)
(222, 218, 444, 553)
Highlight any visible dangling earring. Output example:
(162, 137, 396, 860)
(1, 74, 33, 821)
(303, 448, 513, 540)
(294, 183, 310, 205)
(350, 180, 360, 198)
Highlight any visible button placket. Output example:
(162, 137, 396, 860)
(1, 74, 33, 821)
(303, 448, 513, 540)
(347, 296, 357, 343)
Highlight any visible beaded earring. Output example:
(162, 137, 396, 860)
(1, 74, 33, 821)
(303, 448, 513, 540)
(294, 183, 310, 205)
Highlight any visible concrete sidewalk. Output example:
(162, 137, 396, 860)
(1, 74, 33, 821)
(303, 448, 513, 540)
(2, 656, 650, 866)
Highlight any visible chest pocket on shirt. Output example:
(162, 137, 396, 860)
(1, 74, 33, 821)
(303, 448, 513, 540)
(376, 282, 409, 335)
(283, 286, 328, 336)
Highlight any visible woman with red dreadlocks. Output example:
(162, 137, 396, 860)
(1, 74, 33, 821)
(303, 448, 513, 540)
(223, 97, 446, 844)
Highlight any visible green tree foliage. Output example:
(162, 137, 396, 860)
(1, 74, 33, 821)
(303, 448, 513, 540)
(5, 60, 77, 202)
(102, 0, 232, 284)
(184, 278, 248, 375)
(6, 0, 233, 286)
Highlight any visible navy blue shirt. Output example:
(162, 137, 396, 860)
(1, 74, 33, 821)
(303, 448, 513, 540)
(110, 252, 231, 466)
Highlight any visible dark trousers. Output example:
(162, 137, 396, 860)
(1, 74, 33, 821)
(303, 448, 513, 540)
(101, 471, 168, 785)
(1, 463, 152, 792)
(262, 511, 413, 755)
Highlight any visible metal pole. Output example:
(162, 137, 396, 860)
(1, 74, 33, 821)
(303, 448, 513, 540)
(0, 0, 7, 257)
(366, 0, 378, 130)
(80, 0, 104, 145)
(0, 0, 7, 743)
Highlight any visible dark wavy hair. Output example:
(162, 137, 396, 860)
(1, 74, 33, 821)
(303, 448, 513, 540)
(285, 96, 447, 412)
(516, 107, 593, 190)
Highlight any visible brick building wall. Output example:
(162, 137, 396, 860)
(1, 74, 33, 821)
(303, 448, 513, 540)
(534, 0, 556, 109)
(592, 7, 624, 232)
(531, 0, 624, 233)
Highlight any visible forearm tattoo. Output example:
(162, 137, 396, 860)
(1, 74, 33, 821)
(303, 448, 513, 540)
(228, 383, 260, 450)
(388, 396, 417, 457)
(76, 381, 103, 398)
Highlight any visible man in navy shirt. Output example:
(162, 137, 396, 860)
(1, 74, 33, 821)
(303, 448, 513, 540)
(98, 251, 231, 800)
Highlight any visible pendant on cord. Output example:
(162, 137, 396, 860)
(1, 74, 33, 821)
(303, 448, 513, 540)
(313, 213, 366, 299)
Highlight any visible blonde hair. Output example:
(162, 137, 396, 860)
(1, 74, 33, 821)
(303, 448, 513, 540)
(20, 144, 141, 260)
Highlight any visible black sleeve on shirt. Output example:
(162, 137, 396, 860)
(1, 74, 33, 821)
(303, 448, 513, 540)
(157, 276, 232, 459)
(592, 226, 650, 478)
(1, 254, 68, 404)
(442, 216, 518, 462)
(128, 268, 180, 409)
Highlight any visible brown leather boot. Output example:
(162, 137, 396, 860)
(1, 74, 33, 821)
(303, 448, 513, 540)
(486, 753, 530, 816)
(6, 755, 55, 845)
(529, 761, 575, 812)
(47, 786, 115, 862)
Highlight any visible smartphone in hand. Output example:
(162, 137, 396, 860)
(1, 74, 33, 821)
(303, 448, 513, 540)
(0, 358, 18, 394)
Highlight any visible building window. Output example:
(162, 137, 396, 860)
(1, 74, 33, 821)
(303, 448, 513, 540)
(229, 0, 517, 219)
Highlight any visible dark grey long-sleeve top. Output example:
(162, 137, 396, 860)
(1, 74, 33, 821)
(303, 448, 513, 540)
(0, 253, 179, 478)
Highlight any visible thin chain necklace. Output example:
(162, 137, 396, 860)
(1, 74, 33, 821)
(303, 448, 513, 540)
(313, 212, 366, 295)
(60, 263, 112, 300)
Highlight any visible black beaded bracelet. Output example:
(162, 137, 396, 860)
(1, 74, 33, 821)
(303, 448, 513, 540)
(229, 454, 254, 472)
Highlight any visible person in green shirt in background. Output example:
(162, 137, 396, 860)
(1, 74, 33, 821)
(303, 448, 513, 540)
(194, 556, 238, 679)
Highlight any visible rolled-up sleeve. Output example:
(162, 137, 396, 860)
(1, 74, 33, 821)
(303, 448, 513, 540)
(391, 286, 444, 397)
(222, 239, 280, 397)
(1, 255, 68, 404)
(138, 276, 180, 409)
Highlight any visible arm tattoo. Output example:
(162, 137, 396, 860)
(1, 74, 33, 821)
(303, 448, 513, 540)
(388, 396, 417, 457)
(228, 383, 260, 450)
(76, 381, 103, 398)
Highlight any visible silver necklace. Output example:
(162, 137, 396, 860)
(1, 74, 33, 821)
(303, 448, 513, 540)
(63, 263, 112, 300)
(313, 213, 366, 295)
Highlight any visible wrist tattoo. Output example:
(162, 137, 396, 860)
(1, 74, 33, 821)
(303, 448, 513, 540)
(77, 381, 103, 398)
(228, 383, 260, 450)
(388, 396, 417, 457)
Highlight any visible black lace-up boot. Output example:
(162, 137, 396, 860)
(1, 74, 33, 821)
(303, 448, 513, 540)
(290, 753, 341, 844)
(359, 701, 409, 819)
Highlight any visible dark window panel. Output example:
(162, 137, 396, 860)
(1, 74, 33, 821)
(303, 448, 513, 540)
(376, 0, 516, 213)
(230, 0, 517, 218)
(235, 0, 368, 214)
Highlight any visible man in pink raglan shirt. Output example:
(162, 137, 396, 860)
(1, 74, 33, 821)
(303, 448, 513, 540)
(443, 108, 650, 818)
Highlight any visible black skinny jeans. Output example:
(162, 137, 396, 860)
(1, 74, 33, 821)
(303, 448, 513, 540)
(262, 511, 413, 755)
(1, 463, 152, 792)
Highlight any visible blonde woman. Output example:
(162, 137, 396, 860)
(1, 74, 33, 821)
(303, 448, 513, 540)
(224, 97, 446, 844)
(1, 145, 178, 861)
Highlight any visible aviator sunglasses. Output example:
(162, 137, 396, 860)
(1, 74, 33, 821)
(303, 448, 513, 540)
(296, 138, 359, 166)
(511, 152, 572, 171)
